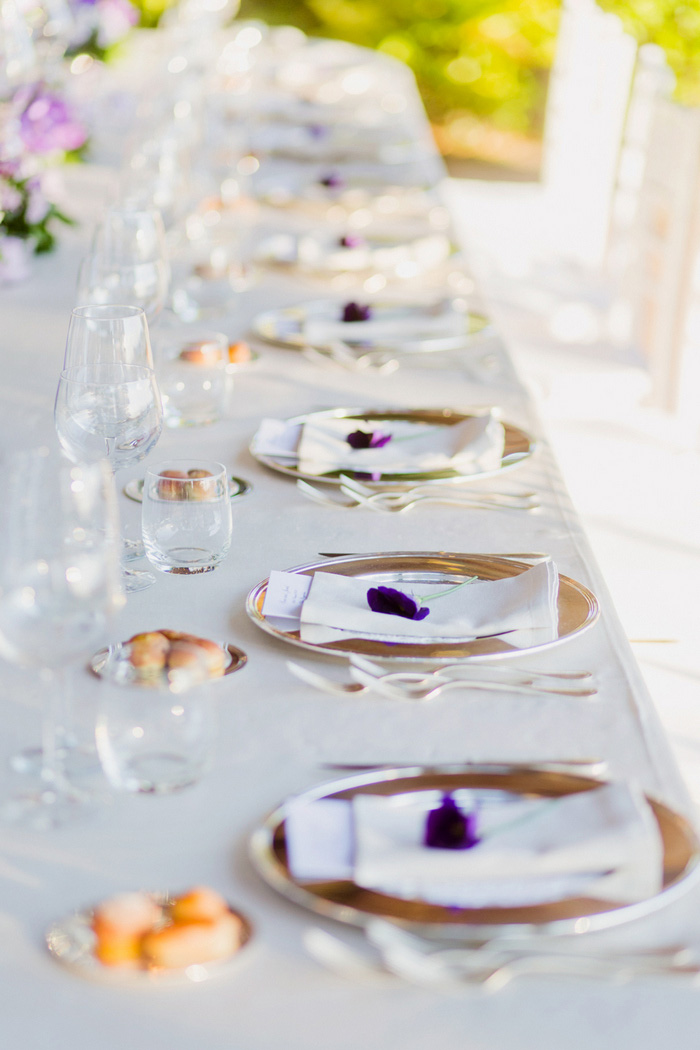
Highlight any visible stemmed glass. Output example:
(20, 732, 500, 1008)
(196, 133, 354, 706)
(76, 209, 170, 324)
(55, 306, 163, 591)
(0, 446, 123, 828)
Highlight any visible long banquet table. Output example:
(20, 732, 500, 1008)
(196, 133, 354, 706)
(1, 27, 699, 1050)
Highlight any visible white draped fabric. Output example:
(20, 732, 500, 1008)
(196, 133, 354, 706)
(0, 27, 698, 1050)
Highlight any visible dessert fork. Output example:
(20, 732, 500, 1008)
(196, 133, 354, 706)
(286, 661, 598, 700)
(349, 653, 593, 683)
(338, 474, 539, 505)
(296, 479, 536, 513)
(304, 925, 700, 989)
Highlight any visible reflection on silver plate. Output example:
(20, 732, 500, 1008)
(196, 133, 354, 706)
(245, 552, 599, 662)
(46, 895, 254, 985)
(250, 407, 534, 487)
(250, 766, 700, 940)
(89, 641, 247, 687)
(251, 299, 491, 353)
(123, 475, 252, 504)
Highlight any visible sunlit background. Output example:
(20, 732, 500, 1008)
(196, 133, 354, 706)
(124, 0, 700, 178)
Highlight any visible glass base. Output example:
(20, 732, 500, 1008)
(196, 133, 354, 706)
(123, 567, 156, 591)
(118, 753, 202, 794)
(122, 538, 146, 563)
(10, 745, 112, 802)
(1, 783, 94, 830)
(151, 547, 218, 575)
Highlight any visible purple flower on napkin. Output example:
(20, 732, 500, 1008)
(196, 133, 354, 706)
(341, 301, 372, 322)
(319, 172, 343, 189)
(339, 234, 365, 249)
(424, 794, 480, 850)
(366, 586, 430, 621)
(346, 428, 392, 450)
(308, 124, 329, 140)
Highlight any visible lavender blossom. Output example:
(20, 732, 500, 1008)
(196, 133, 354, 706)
(18, 88, 87, 154)
(0, 237, 31, 283)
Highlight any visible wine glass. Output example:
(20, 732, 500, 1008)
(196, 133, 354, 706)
(0, 446, 123, 829)
(62, 303, 155, 369)
(55, 361, 163, 591)
(60, 304, 163, 581)
(76, 209, 170, 324)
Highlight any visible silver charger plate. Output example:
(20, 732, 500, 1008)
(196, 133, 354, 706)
(46, 894, 254, 985)
(249, 407, 534, 486)
(123, 475, 252, 504)
(249, 766, 700, 940)
(251, 299, 491, 353)
(245, 551, 599, 663)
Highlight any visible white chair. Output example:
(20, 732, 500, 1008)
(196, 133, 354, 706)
(542, 0, 638, 268)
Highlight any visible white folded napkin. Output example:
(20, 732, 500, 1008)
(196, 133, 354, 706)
(298, 560, 559, 645)
(303, 309, 466, 348)
(250, 418, 302, 461)
(284, 782, 664, 907)
(297, 232, 450, 274)
(295, 413, 505, 478)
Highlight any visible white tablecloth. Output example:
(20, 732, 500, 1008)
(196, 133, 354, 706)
(0, 31, 698, 1050)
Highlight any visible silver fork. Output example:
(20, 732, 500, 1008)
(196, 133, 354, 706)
(287, 661, 598, 700)
(305, 924, 700, 989)
(296, 478, 537, 513)
(338, 474, 539, 506)
(338, 485, 538, 514)
(348, 665, 598, 701)
(302, 343, 400, 375)
(350, 653, 593, 683)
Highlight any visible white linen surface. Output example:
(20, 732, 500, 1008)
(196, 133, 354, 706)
(284, 782, 664, 906)
(297, 560, 559, 645)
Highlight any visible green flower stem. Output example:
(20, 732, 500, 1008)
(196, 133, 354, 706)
(417, 576, 478, 604)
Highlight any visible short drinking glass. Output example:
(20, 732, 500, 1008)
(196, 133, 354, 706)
(142, 460, 232, 574)
(154, 326, 230, 427)
(95, 678, 218, 794)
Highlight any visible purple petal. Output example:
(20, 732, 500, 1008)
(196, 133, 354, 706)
(369, 430, 392, 449)
(319, 172, 343, 188)
(346, 429, 373, 449)
(341, 302, 372, 323)
(339, 234, 365, 249)
(366, 585, 428, 621)
(346, 428, 392, 451)
(424, 795, 480, 850)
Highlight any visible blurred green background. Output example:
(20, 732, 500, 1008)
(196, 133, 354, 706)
(238, 0, 558, 175)
(132, 0, 700, 172)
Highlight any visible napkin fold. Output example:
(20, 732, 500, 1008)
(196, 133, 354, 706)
(296, 413, 505, 478)
(284, 783, 664, 907)
(298, 560, 559, 645)
(297, 232, 450, 274)
(303, 308, 466, 347)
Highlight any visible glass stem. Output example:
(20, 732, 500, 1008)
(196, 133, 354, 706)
(40, 666, 71, 793)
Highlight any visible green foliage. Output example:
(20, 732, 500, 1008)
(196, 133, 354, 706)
(238, 0, 560, 136)
(596, 0, 700, 103)
(1, 177, 75, 256)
